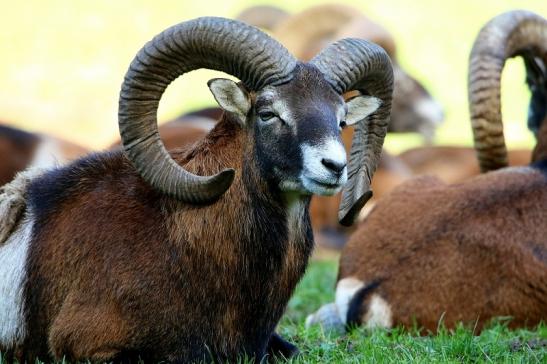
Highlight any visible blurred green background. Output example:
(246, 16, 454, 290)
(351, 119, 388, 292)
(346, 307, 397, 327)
(1, 0, 546, 150)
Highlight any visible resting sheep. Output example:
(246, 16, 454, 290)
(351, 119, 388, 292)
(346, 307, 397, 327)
(397, 146, 531, 185)
(0, 17, 393, 362)
(306, 10, 547, 333)
(0, 124, 88, 186)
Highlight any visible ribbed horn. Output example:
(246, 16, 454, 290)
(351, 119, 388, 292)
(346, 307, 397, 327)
(119, 17, 296, 203)
(311, 39, 393, 226)
(469, 10, 547, 172)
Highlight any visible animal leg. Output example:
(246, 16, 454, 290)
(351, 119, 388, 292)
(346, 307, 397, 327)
(48, 300, 134, 362)
(265, 332, 299, 361)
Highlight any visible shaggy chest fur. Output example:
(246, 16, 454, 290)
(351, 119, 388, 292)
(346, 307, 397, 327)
(164, 179, 313, 360)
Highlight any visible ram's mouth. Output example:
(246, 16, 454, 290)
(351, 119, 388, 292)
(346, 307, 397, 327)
(301, 176, 344, 196)
(310, 179, 339, 189)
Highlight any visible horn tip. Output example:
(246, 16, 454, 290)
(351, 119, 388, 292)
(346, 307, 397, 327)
(338, 190, 373, 227)
(215, 167, 236, 192)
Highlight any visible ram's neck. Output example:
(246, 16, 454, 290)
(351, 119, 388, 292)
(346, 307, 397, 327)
(166, 114, 313, 275)
(164, 115, 314, 344)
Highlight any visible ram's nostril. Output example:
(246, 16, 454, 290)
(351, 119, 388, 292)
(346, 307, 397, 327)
(321, 158, 347, 175)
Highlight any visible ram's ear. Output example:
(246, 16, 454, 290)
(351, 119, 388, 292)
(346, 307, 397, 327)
(344, 95, 382, 126)
(208, 78, 251, 125)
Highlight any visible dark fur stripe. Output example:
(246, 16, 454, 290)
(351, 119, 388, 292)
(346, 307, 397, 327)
(0, 124, 39, 145)
(531, 159, 547, 177)
(345, 280, 381, 328)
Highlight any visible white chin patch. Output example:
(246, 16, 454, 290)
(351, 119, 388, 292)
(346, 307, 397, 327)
(300, 138, 347, 196)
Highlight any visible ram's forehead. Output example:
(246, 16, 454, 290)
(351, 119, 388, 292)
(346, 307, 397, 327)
(255, 87, 277, 105)
(256, 82, 345, 122)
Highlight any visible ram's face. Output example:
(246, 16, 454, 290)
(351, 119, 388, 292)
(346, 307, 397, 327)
(251, 65, 348, 196)
(208, 64, 382, 197)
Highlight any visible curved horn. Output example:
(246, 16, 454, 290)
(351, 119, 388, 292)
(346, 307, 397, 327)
(119, 17, 296, 203)
(469, 10, 547, 172)
(311, 39, 393, 226)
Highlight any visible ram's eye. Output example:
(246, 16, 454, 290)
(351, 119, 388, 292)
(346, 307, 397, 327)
(259, 111, 276, 121)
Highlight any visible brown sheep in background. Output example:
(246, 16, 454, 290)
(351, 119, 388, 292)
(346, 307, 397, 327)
(0, 123, 88, 186)
(397, 146, 532, 184)
(306, 10, 547, 333)
(235, 4, 289, 31)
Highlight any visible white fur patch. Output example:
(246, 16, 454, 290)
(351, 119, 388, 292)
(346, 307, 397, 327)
(300, 138, 347, 195)
(0, 168, 43, 244)
(335, 277, 365, 324)
(30, 136, 64, 169)
(414, 98, 444, 126)
(286, 194, 306, 241)
(363, 294, 393, 329)
(258, 87, 293, 126)
(0, 214, 32, 347)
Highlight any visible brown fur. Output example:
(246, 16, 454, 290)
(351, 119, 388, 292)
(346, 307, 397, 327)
(19, 114, 313, 362)
(157, 123, 209, 152)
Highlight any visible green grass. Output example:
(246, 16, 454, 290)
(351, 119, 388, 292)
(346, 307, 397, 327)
(273, 260, 547, 363)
